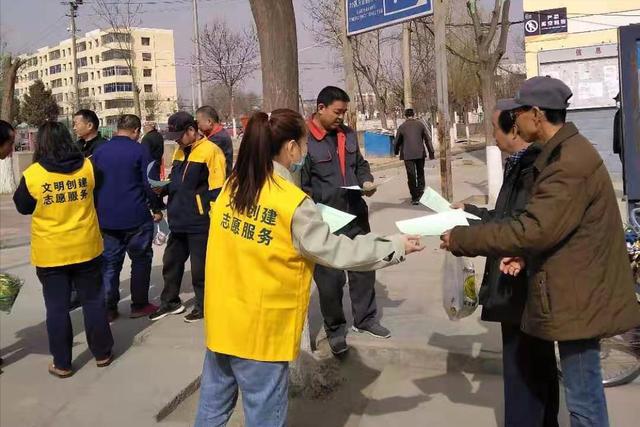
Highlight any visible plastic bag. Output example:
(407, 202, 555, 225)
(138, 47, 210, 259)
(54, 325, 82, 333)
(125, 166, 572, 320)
(153, 217, 170, 246)
(442, 253, 478, 320)
(0, 273, 23, 314)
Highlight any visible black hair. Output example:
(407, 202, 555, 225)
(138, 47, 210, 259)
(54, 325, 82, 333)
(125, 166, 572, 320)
(196, 105, 220, 123)
(33, 122, 80, 163)
(117, 114, 142, 131)
(317, 86, 350, 108)
(404, 108, 415, 118)
(74, 109, 99, 130)
(0, 120, 15, 146)
(540, 108, 567, 125)
(228, 109, 306, 215)
(498, 110, 515, 134)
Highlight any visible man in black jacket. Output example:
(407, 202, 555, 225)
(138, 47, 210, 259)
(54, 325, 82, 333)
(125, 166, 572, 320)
(452, 100, 558, 427)
(394, 108, 435, 204)
(73, 109, 106, 156)
(302, 86, 388, 355)
(141, 122, 165, 181)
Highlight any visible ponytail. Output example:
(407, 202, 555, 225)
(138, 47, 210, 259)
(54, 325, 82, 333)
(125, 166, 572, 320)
(228, 109, 306, 215)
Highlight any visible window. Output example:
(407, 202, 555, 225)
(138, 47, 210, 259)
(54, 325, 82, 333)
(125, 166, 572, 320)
(28, 70, 39, 80)
(97, 71, 101, 78)
(63, 78, 67, 86)
(90, 72, 94, 80)
(88, 41, 92, 49)
(98, 87, 102, 94)
(102, 49, 131, 61)
(63, 64, 67, 71)
(103, 65, 131, 77)
(141, 37, 150, 46)
(79, 88, 89, 97)
(90, 57, 94, 65)
(64, 93, 68, 101)
(104, 82, 133, 93)
(49, 50, 61, 60)
(78, 73, 88, 83)
(76, 57, 87, 67)
(68, 48, 71, 55)
(69, 77, 73, 84)
(49, 64, 62, 74)
(76, 42, 86, 52)
(143, 68, 152, 77)
(101, 33, 131, 44)
(95, 55, 100, 63)
(62, 50, 66, 58)
(91, 88, 95, 96)
(95, 39, 99, 47)
(40, 70, 43, 78)
(105, 99, 135, 109)
(144, 84, 153, 93)
(142, 52, 151, 61)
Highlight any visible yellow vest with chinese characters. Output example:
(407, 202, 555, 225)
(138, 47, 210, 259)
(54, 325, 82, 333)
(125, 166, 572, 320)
(205, 173, 313, 362)
(23, 159, 103, 267)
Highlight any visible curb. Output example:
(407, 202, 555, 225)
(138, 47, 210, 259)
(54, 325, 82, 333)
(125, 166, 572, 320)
(369, 141, 486, 173)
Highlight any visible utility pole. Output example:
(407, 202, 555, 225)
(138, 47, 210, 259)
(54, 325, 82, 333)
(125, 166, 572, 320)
(434, 0, 452, 201)
(67, 0, 83, 113)
(402, 22, 412, 110)
(192, 0, 203, 108)
(339, 0, 357, 131)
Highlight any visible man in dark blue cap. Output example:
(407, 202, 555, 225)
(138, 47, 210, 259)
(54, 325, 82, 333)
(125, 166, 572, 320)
(442, 76, 640, 426)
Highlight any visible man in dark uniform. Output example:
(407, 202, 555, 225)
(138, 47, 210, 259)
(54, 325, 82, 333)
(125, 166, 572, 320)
(302, 86, 389, 356)
(394, 108, 435, 204)
(73, 109, 106, 156)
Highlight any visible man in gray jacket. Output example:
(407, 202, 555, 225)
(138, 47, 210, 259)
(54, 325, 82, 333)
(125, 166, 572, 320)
(394, 109, 435, 204)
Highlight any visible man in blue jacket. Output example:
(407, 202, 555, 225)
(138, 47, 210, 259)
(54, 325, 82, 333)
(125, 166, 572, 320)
(92, 114, 162, 322)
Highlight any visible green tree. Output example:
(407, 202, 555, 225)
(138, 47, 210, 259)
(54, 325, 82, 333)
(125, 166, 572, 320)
(21, 80, 60, 127)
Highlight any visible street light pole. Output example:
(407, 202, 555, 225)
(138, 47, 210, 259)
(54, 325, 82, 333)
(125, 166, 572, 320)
(68, 0, 82, 113)
(402, 22, 412, 110)
(192, 0, 203, 108)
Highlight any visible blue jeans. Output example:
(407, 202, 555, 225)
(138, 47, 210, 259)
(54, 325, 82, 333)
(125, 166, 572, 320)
(195, 350, 289, 427)
(102, 220, 154, 310)
(558, 339, 609, 427)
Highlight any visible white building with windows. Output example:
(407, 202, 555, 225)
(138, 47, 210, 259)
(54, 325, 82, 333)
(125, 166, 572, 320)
(15, 27, 178, 126)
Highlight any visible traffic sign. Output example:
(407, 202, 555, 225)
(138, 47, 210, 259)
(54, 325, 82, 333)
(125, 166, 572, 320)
(346, 0, 434, 36)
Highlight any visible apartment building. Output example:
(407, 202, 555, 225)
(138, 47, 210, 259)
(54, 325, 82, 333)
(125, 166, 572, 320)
(15, 27, 178, 126)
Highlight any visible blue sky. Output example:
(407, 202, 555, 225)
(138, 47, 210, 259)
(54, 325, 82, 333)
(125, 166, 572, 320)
(0, 0, 524, 103)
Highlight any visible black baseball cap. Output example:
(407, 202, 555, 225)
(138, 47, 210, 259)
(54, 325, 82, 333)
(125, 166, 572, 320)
(166, 111, 197, 141)
(502, 76, 573, 110)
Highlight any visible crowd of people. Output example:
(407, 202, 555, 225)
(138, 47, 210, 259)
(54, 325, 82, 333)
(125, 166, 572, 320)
(1, 76, 639, 427)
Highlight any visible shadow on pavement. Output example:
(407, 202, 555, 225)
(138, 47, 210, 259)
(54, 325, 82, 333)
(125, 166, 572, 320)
(0, 264, 196, 372)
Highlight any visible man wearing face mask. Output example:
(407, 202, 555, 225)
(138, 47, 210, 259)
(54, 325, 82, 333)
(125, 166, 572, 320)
(301, 86, 387, 356)
(149, 112, 226, 323)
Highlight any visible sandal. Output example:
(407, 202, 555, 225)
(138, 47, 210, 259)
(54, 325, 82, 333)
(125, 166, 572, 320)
(48, 363, 73, 378)
(96, 354, 114, 368)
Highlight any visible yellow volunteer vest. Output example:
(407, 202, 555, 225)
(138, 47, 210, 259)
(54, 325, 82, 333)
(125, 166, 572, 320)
(205, 173, 314, 362)
(23, 159, 103, 267)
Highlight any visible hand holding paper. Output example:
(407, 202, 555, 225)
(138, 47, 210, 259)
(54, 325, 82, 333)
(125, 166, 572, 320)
(396, 209, 469, 236)
(419, 187, 480, 220)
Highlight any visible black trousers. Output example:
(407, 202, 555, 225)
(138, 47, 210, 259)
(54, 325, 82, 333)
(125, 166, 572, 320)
(160, 232, 207, 312)
(501, 323, 559, 427)
(404, 158, 426, 201)
(313, 221, 377, 338)
(36, 257, 114, 370)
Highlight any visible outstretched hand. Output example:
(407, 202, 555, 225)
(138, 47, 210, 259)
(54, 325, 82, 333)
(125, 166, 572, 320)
(402, 235, 425, 255)
(362, 181, 377, 197)
(500, 257, 526, 276)
(439, 230, 451, 251)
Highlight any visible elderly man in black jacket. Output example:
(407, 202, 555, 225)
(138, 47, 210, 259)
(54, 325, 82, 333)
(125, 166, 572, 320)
(394, 109, 435, 204)
(452, 100, 558, 427)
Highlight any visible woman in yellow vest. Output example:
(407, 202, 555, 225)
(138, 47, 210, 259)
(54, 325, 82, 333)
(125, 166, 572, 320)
(196, 109, 424, 426)
(13, 122, 113, 378)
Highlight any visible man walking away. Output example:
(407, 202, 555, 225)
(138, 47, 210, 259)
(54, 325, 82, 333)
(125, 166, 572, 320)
(73, 109, 106, 156)
(442, 77, 640, 427)
(453, 100, 558, 427)
(92, 115, 162, 322)
(196, 106, 233, 178)
(149, 112, 226, 323)
(302, 86, 388, 356)
(394, 108, 435, 205)
(141, 122, 165, 181)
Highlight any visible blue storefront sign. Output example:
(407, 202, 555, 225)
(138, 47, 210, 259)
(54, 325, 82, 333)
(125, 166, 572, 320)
(346, 0, 434, 36)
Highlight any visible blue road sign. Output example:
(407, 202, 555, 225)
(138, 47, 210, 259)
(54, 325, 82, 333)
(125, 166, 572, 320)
(346, 0, 434, 36)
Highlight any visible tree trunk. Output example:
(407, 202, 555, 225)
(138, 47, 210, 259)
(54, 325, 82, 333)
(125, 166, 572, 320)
(0, 56, 23, 194)
(478, 66, 496, 147)
(229, 87, 237, 137)
(249, 0, 299, 112)
(133, 84, 142, 119)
